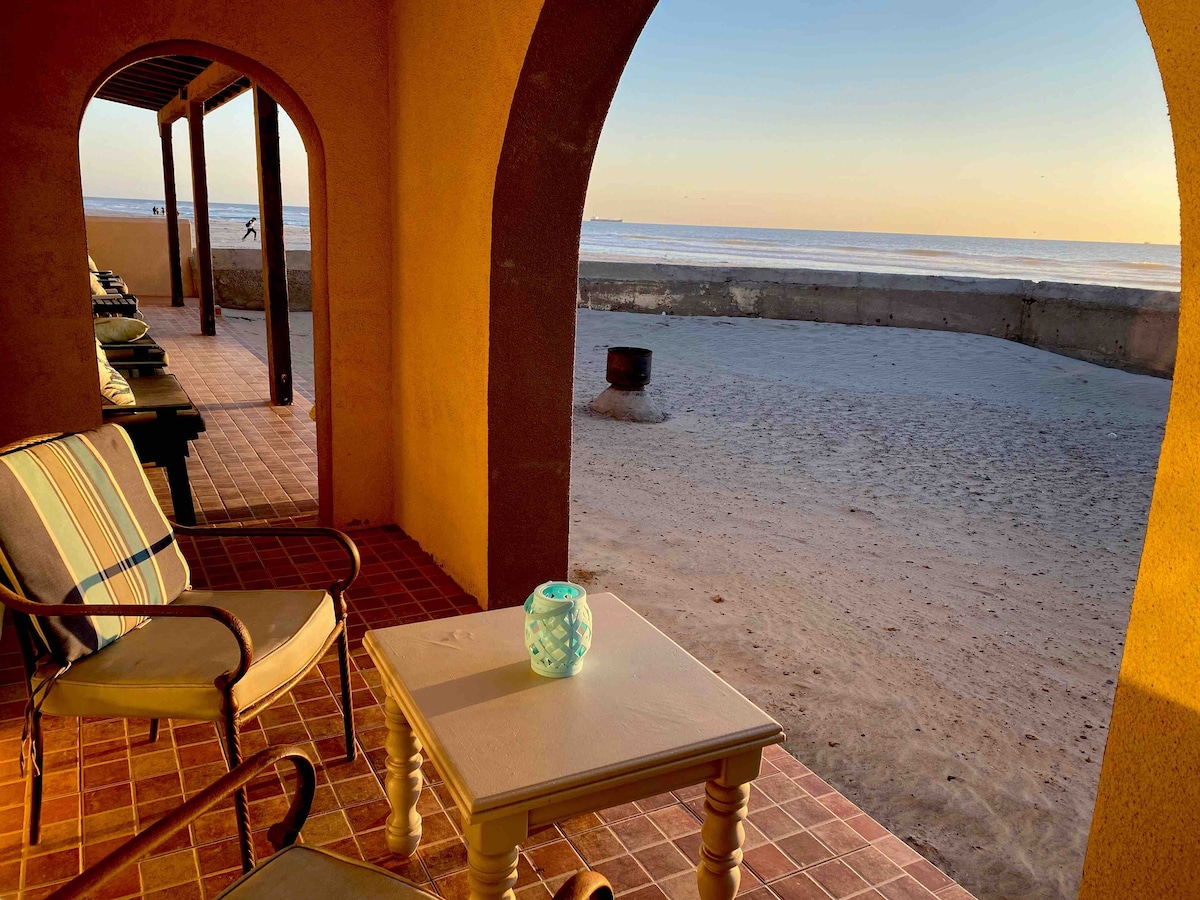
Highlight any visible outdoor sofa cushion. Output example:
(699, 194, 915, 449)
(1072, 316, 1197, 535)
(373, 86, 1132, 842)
(96, 339, 136, 406)
(34, 588, 335, 720)
(215, 845, 436, 900)
(0, 425, 190, 662)
(94, 316, 149, 344)
(89, 271, 109, 297)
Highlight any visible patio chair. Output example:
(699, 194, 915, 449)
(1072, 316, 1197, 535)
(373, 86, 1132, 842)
(0, 425, 359, 873)
(46, 746, 617, 900)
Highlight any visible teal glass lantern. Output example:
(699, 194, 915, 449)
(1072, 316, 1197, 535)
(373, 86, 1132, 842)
(524, 581, 592, 678)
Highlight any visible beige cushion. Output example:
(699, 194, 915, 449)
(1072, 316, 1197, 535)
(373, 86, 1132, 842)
(36, 589, 335, 720)
(96, 339, 135, 406)
(94, 317, 149, 344)
(89, 271, 109, 298)
(217, 846, 436, 900)
(88, 254, 98, 272)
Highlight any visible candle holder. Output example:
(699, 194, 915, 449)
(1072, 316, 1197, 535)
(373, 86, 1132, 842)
(524, 581, 592, 678)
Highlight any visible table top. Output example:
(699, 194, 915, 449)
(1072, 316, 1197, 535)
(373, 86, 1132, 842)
(364, 593, 783, 818)
(101, 374, 193, 414)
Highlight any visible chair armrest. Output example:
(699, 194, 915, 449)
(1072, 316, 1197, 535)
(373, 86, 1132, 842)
(552, 872, 615, 900)
(0, 582, 254, 689)
(174, 524, 361, 593)
(46, 746, 316, 900)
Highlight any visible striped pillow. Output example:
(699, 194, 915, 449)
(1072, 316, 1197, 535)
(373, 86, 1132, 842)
(0, 425, 190, 663)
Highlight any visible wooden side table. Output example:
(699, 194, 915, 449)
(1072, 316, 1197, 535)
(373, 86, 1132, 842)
(364, 593, 784, 900)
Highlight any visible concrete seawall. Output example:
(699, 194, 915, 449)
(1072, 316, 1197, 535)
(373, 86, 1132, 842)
(206, 250, 1179, 377)
(211, 248, 313, 311)
(579, 262, 1179, 377)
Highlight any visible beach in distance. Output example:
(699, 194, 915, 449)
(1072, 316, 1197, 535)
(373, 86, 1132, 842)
(84, 196, 1181, 292)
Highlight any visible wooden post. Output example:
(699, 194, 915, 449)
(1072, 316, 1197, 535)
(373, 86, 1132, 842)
(253, 86, 293, 405)
(160, 121, 184, 307)
(186, 100, 216, 336)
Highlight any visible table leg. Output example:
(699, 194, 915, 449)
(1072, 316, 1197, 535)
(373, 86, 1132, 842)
(697, 779, 750, 900)
(464, 818, 526, 900)
(384, 695, 424, 856)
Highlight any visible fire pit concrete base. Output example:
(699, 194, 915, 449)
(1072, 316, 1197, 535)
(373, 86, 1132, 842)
(589, 387, 667, 423)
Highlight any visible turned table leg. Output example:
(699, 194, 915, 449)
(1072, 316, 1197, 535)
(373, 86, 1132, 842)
(464, 818, 526, 900)
(697, 779, 750, 900)
(385, 695, 424, 856)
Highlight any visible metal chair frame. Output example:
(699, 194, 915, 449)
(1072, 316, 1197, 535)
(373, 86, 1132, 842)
(0, 522, 361, 873)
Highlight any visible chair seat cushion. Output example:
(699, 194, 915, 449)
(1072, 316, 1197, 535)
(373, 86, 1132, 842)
(36, 589, 335, 721)
(216, 846, 436, 900)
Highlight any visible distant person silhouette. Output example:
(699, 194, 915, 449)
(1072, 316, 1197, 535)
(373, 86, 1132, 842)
(242, 217, 258, 241)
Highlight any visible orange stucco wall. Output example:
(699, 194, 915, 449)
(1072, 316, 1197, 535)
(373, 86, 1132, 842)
(389, 0, 546, 604)
(1080, 1, 1200, 895)
(0, 1, 394, 530)
(86, 215, 197, 298)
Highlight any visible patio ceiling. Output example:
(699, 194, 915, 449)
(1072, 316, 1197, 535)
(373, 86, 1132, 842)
(93, 55, 250, 113)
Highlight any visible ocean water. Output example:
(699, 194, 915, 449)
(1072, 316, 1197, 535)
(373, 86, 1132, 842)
(84, 197, 1181, 291)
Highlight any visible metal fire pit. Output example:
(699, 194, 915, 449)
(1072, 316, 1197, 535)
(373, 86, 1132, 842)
(606, 347, 653, 391)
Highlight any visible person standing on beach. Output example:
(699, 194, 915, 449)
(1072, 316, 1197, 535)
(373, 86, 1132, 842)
(242, 217, 258, 241)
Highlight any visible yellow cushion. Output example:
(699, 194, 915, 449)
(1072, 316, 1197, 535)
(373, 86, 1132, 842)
(36, 589, 335, 721)
(94, 317, 149, 344)
(88, 255, 98, 272)
(96, 339, 135, 406)
(217, 846, 436, 900)
(89, 271, 109, 298)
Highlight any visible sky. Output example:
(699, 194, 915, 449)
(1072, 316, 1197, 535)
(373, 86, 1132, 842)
(78, 0, 1180, 244)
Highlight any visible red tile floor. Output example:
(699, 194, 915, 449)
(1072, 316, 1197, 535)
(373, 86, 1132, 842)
(0, 301, 977, 900)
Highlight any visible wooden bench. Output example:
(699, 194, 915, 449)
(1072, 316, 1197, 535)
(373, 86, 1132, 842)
(102, 375, 205, 524)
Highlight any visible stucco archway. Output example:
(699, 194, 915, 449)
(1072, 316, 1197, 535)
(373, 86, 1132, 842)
(489, 2, 1193, 896)
(81, 41, 337, 520)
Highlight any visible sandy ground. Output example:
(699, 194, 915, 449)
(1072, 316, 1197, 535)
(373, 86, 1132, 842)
(568, 311, 1168, 900)
(225, 307, 1169, 899)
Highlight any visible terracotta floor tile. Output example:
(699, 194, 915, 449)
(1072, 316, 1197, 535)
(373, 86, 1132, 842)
(611, 817, 665, 851)
(657, 870, 701, 900)
(24, 847, 81, 887)
(527, 840, 586, 879)
(137, 849, 197, 890)
(743, 843, 799, 883)
(771, 871, 835, 900)
(647, 806, 700, 840)
(842, 847, 903, 886)
(877, 875, 939, 900)
(780, 796, 837, 829)
(845, 815, 889, 843)
(623, 885, 669, 900)
(570, 826, 625, 864)
(806, 859, 869, 898)
(633, 843, 693, 881)
(749, 806, 803, 841)
(593, 854, 653, 893)
(419, 838, 469, 879)
(777, 831, 835, 870)
(809, 820, 869, 856)
(903, 859, 955, 893)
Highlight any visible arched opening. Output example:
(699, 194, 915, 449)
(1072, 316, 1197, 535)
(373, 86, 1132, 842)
(76, 43, 335, 527)
(489, 1, 1184, 897)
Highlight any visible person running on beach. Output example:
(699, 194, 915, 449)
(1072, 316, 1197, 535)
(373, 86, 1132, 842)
(242, 217, 258, 241)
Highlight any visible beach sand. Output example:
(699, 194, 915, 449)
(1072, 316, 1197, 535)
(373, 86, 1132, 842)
(224, 306, 1167, 899)
(568, 310, 1167, 900)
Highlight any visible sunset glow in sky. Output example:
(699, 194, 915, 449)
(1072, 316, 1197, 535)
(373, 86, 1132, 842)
(79, 0, 1180, 244)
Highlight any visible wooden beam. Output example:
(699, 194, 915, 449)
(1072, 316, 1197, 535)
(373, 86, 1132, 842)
(159, 62, 244, 125)
(186, 101, 216, 335)
(160, 121, 184, 307)
(253, 86, 293, 406)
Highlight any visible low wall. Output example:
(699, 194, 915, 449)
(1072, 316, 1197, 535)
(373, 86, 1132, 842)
(212, 248, 313, 311)
(578, 262, 1180, 377)
(85, 215, 196, 297)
